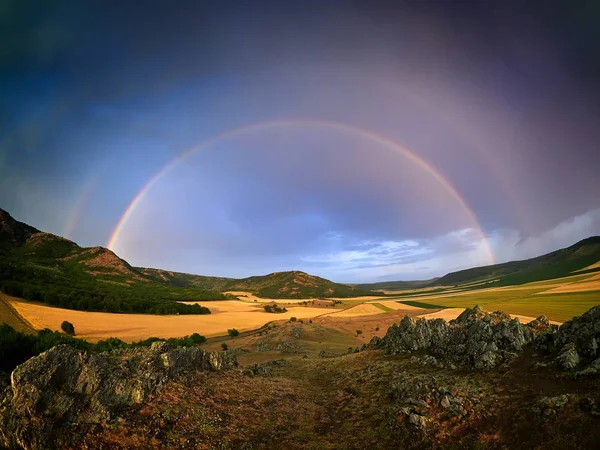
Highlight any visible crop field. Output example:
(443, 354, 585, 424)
(404, 289, 599, 323)
(8, 299, 330, 342)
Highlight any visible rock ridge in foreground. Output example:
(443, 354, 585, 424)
(0, 342, 237, 449)
(374, 305, 557, 369)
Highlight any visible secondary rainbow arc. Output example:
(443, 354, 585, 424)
(106, 119, 495, 265)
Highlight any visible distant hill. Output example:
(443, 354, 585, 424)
(226, 270, 380, 298)
(139, 267, 380, 298)
(432, 236, 600, 287)
(353, 278, 439, 291)
(0, 208, 381, 317)
(0, 208, 227, 315)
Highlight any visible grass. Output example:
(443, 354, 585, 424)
(397, 300, 447, 309)
(406, 289, 600, 322)
(371, 303, 394, 312)
(0, 294, 35, 334)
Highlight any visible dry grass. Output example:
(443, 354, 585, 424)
(325, 303, 385, 317)
(538, 280, 600, 295)
(9, 300, 329, 342)
(572, 261, 600, 272)
(314, 307, 429, 341)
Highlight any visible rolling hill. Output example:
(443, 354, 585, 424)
(433, 236, 600, 287)
(0, 208, 381, 316)
(353, 278, 439, 291)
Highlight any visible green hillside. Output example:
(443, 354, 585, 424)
(433, 237, 600, 287)
(0, 208, 224, 315)
(0, 208, 381, 319)
(140, 267, 382, 298)
(353, 278, 438, 291)
(226, 270, 381, 298)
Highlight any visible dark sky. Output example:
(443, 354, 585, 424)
(2, 0, 599, 282)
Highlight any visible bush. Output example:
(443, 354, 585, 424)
(228, 328, 240, 337)
(221, 343, 229, 351)
(289, 317, 297, 322)
(356, 329, 363, 336)
(61, 321, 75, 335)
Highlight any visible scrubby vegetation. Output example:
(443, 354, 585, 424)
(60, 320, 75, 335)
(0, 262, 214, 315)
(227, 328, 239, 337)
(0, 323, 206, 374)
(263, 304, 287, 313)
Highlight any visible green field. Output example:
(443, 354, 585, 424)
(0, 295, 35, 334)
(403, 289, 600, 322)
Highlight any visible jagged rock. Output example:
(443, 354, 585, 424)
(256, 339, 272, 352)
(440, 396, 451, 409)
(408, 413, 428, 429)
(557, 343, 580, 370)
(291, 326, 303, 339)
(554, 306, 600, 358)
(0, 344, 237, 449)
(576, 358, 600, 377)
(243, 359, 289, 377)
(380, 306, 535, 369)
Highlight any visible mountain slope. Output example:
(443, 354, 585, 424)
(0, 208, 225, 314)
(226, 270, 380, 298)
(353, 278, 439, 291)
(0, 208, 380, 313)
(433, 236, 600, 287)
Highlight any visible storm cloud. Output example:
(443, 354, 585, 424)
(2, 0, 599, 282)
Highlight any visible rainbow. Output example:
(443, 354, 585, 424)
(106, 119, 495, 264)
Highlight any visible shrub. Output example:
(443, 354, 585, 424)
(228, 328, 239, 337)
(61, 321, 75, 335)
(221, 343, 229, 351)
(289, 317, 297, 322)
(356, 329, 363, 336)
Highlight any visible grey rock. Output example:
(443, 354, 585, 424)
(408, 413, 428, 429)
(380, 306, 535, 369)
(0, 344, 237, 449)
(557, 343, 580, 370)
(440, 396, 451, 409)
(291, 326, 304, 340)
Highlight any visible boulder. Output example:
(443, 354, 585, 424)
(379, 306, 535, 369)
(0, 344, 237, 449)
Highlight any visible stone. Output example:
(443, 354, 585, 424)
(379, 306, 536, 370)
(440, 396, 451, 409)
(408, 413, 428, 429)
(557, 343, 580, 370)
(0, 344, 237, 449)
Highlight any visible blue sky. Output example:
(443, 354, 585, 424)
(2, 1, 600, 282)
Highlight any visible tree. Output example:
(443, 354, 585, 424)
(355, 329, 362, 337)
(61, 321, 75, 336)
(289, 317, 297, 322)
(221, 343, 229, 351)
(228, 328, 239, 337)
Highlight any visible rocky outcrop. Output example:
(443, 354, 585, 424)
(376, 306, 554, 370)
(0, 343, 237, 449)
(548, 306, 600, 375)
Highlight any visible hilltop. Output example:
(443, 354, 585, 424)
(433, 236, 600, 287)
(369, 237, 600, 291)
(138, 267, 377, 298)
(0, 208, 381, 316)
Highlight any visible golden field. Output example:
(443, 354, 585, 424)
(8, 299, 329, 342)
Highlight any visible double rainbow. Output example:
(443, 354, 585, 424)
(103, 119, 495, 265)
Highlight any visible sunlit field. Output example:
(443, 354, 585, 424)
(8, 299, 330, 342)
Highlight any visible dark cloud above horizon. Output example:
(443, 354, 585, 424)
(2, 0, 600, 282)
